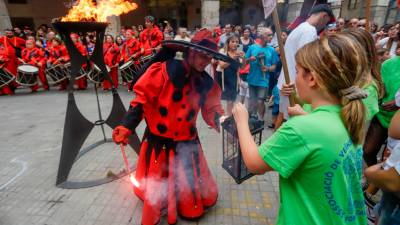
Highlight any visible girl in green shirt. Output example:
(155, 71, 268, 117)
(232, 35, 369, 224)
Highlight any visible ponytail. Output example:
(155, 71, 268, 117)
(339, 86, 368, 144)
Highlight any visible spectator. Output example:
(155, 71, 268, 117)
(240, 27, 254, 53)
(349, 18, 360, 29)
(216, 34, 244, 116)
(324, 23, 337, 37)
(377, 24, 399, 58)
(232, 35, 369, 225)
(336, 17, 345, 32)
(174, 27, 191, 42)
(364, 90, 400, 225)
(377, 48, 391, 64)
(245, 27, 278, 121)
(276, 4, 334, 126)
(218, 24, 233, 48)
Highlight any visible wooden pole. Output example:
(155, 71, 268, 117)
(365, 0, 372, 32)
(271, 6, 295, 106)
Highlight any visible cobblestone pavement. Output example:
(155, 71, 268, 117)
(0, 86, 279, 225)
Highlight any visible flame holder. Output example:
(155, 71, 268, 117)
(52, 21, 140, 189)
(221, 117, 264, 184)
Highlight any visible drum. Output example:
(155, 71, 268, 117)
(119, 61, 140, 82)
(87, 64, 110, 84)
(0, 68, 15, 88)
(138, 54, 154, 67)
(16, 64, 39, 86)
(63, 63, 88, 80)
(46, 64, 67, 85)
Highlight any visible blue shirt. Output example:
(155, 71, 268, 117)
(245, 44, 278, 88)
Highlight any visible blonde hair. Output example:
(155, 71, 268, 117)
(295, 35, 368, 144)
(341, 29, 385, 98)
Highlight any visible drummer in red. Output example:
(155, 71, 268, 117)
(139, 15, 163, 57)
(103, 34, 120, 90)
(21, 39, 48, 92)
(121, 29, 141, 63)
(0, 30, 18, 95)
(47, 37, 70, 91)
(113, 29, 225, 225)
(120, 29, 141, 85)
(71, 33, 87, 90)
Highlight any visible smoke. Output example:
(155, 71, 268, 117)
(137, 140, 217, 208)
(141, 177, 169, 207)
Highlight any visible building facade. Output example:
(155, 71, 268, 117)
(0, 0, 398, 35)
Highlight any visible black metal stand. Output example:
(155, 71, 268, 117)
(53, 21, 141, 189)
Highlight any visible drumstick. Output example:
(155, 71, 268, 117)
(18, 58, 26, 64)
(222, 69, 225, 91)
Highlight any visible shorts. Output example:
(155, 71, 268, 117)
(249, 84, 268, 101)
(239, 80, 249, 98)
(279, 91, 290, 119)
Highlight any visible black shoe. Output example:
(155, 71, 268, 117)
(268, 124, 275, 129)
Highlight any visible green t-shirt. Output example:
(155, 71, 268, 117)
(302, 81, 378, 122)
(362, 81, 379, 122)
(259, 105, 367, 225)
(376, 56, 400, 128)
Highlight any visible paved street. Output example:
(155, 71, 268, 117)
(0, 86, 279, 225)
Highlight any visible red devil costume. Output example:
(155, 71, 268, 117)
(47, 39, 70, 90)
(21, 41, 48, 91)
(103, 40, 120, 90)
(112, 29, 240, 225)
(0, 37, 18, 95)
(71, 34, 88, 90)
(140, 16, 163, 57)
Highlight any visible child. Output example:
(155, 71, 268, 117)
(232, 35, 369, 224)
(377, 48, 390, 64)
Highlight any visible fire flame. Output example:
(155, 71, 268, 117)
(130, 174, 140, 188)
(61, 0, 138, 22)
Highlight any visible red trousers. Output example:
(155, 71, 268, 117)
(134, 140, 218, 225)
(74, 76, 87, 90)
(102, 67, 118, 90)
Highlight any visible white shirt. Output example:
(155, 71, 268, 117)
(378, 37, 398, 58)
(277, 22, 317, 90)
(174, 35, 191, 42)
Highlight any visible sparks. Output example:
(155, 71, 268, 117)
(61, 0, 138, 22)
(130, 174, 140, 188)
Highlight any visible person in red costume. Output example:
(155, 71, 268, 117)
(120, 29, 141, 85)
(3, 29, 25, 58)
(139, 15, 163, 57)
(21, 39, 48, 92)
(0, 36, 17, 95)
(47, 37, 70, 91)
(103, 34, 120, 90)
(71, 33, 87, 90)
(121, 29, 141, 63)
(113, 29, 233, 225)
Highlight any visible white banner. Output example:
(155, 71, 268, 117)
(262, 0, 277, 19)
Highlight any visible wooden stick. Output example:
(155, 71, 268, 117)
(365, 0, 372, 32)
(272, 6, 295, 106)
(222, 69, 225, 91)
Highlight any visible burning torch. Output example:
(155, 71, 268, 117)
(256, 53, 267, 79)
(119, 144, 140, 189)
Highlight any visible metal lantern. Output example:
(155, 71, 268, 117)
(221, 116, 264, 184)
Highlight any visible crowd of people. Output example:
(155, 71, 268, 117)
(1, 4, 400, 225)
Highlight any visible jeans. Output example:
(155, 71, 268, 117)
(375, 191, 400, 225)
